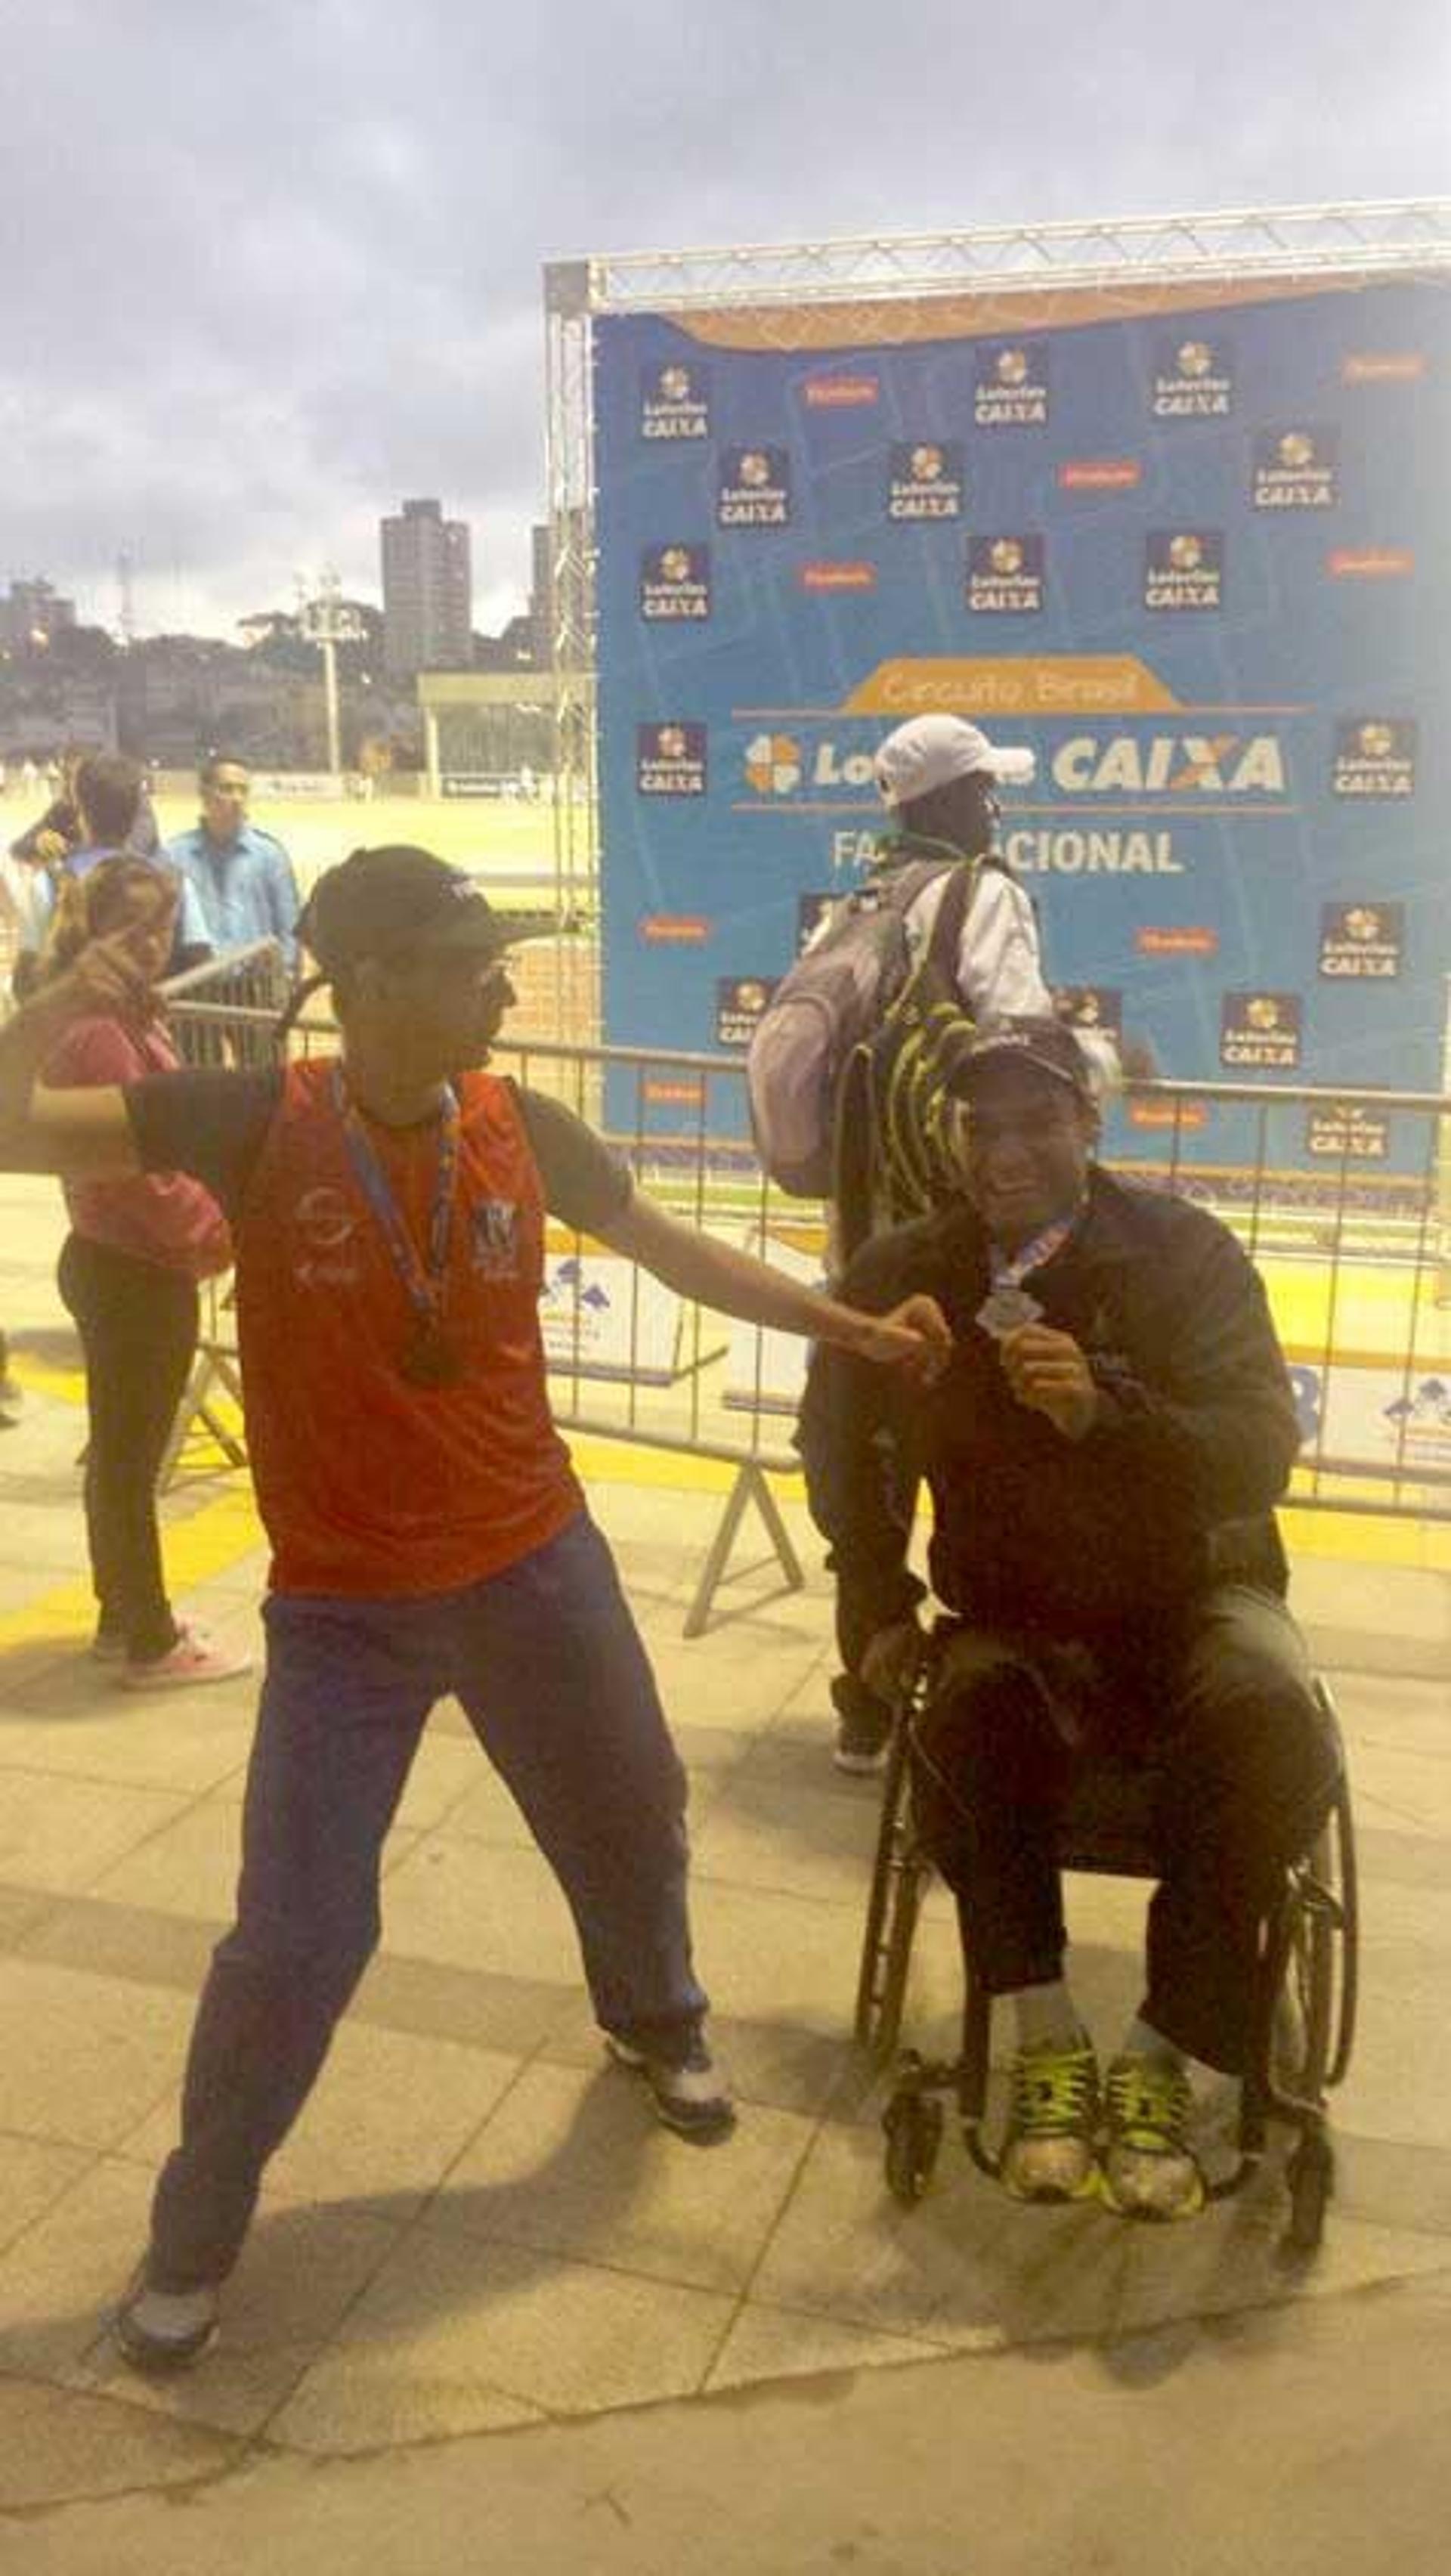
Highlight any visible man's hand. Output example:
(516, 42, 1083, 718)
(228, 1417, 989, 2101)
(844, 1294, 953, 1384)
(31, 830, 67, 867)
(860, 1616, 924, 1704)
(999, 1322, 1100, 1441)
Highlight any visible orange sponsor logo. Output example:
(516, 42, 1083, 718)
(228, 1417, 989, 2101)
(639, 915, 711, 945)
(643, 1079, 705, 1107)
(1341, 353, 1425, 384)
(1135, 926, 1219, 958)
(802, 375, 879, 408)
(1058, 460, 1142, 491)
(1129, 1101, 1209, 1132)
(1328, 549, 1414, 579)
(800, 562, 877, 592)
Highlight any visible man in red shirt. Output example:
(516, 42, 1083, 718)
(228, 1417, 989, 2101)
(0, 844, 948, 2372)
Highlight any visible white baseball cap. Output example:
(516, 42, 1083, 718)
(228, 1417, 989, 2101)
(874, 714, 1036, 807)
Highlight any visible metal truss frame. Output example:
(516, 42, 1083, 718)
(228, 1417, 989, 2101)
(543, 200, 1451, 1031)
(560, 200, 1451, 314)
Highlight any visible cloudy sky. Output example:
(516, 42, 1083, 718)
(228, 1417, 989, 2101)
(6, 0, 1446, 641)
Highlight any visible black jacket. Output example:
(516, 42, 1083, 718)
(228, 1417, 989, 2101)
(797, 1168, 1300, 1664)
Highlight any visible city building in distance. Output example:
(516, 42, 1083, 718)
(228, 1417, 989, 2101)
(380, 498, 472, 680)
(0, 577, 77, 650)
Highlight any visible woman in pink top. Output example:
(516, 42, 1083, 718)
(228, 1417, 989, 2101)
(41, 862, 249, 1687)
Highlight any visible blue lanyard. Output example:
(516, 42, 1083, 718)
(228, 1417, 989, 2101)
(332, 1067, 459, 1328)
(988, 1208, 1081, 1292)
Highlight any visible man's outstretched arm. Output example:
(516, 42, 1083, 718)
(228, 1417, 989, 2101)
(597, 1190, 951, 1376)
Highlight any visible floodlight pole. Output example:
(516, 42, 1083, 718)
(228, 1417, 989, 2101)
(299, 571, 366, 785)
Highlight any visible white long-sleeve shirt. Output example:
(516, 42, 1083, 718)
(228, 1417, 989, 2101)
(899, 859, 1122, 1098)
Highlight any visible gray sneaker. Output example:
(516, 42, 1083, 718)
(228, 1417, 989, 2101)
(605, 2033, 735, 2141)
(115, 2266, 220, 2372)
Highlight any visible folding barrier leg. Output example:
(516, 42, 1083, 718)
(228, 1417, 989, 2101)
(160, 1348, 247, 1489)
(682, 1460, 804, 1639)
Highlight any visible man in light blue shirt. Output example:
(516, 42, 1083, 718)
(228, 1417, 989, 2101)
(166, 757, 301, 968)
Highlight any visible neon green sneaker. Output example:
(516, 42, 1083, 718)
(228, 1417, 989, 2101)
(1101, 2054, 1207, 2221)
(1000, 2035, 1101, 2203)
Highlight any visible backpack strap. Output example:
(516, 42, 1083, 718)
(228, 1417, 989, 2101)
(920, 856, 981, 991)
(831, 1045, 876, 1266)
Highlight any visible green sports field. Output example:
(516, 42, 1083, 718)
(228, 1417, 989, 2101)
(149, 791, 563, 903)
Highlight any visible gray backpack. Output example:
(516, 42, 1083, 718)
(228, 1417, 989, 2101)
(746, 856, 976, 1197)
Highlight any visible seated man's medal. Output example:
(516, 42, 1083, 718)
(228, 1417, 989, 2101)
(976, 1213, 1078, 1343)
(976, 1283, 1043, 1341)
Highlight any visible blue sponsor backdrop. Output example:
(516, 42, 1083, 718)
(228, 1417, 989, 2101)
(593, 280, 1450, 1170)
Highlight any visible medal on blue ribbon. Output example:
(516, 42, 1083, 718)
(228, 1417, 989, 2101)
(974, 1212, 1078, 1342)
(332, 1068, 466, 1386)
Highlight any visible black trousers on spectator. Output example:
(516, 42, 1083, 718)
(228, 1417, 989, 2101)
(910, 1586, 1340, 2075)
(57, 1233, 199, 1662)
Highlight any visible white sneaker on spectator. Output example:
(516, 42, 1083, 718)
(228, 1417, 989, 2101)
(121, 1623, 252, 1692)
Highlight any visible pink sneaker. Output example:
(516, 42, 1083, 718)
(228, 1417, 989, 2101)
(120, 1624, 252, 1692)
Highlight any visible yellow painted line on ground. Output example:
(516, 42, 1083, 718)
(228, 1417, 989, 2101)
(10, 1357, 86, 1406)
(0, 1485, 266, 1656)
(1279, 1503, 1451, 1574)
(6, 1362, 1445, 1657)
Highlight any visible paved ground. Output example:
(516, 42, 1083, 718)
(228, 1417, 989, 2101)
(1, 1172, 1449, 2571)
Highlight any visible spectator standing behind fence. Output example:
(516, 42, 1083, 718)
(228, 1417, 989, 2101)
(9, 742, 162, 873)
(166, 757, 300, 970)
(13, 754, 211, 994)
(863, 714, 1123, 1117)
(818, 714, 1124, 1776)
(8, 745, 162, 988)
(38, 862, 246, 1686)
(0, 843, 949, 2374)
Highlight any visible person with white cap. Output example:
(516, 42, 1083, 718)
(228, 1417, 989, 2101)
(818, 714, 1119, 1773)
(868, 713, 1119, 1101)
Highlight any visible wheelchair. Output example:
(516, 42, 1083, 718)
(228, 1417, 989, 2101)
(855, 1637, 1359, 2254)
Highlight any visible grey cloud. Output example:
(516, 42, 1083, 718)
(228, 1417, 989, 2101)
(3, 0, 1446, 633)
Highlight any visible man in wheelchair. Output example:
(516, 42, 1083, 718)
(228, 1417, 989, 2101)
(798, 1016, 1338, 2221)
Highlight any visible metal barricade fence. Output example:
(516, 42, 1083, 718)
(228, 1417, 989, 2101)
(159, 939, 291, 1070)
(155, 943, 289, 1488)
(157, 973, 1451, 1631)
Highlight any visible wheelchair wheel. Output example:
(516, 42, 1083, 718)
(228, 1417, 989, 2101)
(855, 1717, 924, 2062)
(1285, 2126, 1334, 2254)
(1311, 1686, 1360, 2090)
(883, 2080, 944, 2207)
(1325, 1775, 1360, 2088)
(1273, 1837, 1337, 2106)
(874, 1853, 926, 2067)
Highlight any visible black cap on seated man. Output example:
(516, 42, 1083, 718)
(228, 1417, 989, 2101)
(950, 1014, 1096, 1102)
